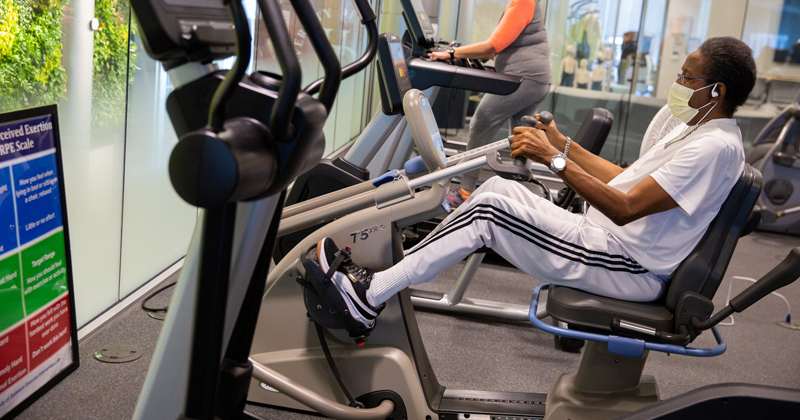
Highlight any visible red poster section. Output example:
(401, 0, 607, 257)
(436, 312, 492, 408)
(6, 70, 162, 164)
(26, 295, 71, 372)
(0, 324, 28, 396)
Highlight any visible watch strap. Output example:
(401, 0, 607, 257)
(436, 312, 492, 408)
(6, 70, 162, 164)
(448, 47, 456, 60)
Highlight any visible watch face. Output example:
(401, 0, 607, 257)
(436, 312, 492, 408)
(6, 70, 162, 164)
(553, 156, 566, 169)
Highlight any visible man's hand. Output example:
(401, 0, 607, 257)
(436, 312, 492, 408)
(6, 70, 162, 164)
(428, 51, 450, 61)
(530, 113, 569, 150)
(510, 128, 561, 166)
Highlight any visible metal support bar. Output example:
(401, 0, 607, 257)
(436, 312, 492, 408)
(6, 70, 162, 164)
(448, 253, 485, 305)
(249, 360, 395, 420)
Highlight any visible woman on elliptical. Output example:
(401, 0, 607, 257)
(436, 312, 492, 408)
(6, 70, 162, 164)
(309, 37, 758, 331)
(428, 0, 551, 207)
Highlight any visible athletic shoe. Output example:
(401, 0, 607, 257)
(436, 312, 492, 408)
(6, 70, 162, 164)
(315, 238, 385, 328)
(446, 186, 470, 207)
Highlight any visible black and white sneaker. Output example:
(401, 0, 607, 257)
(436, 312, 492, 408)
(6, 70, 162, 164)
(315, 238, 385, 328)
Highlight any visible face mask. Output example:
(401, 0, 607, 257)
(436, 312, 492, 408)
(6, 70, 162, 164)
(667, 82, 718, 124)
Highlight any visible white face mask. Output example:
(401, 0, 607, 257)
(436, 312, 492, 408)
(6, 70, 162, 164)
(667, 82, 718, 124)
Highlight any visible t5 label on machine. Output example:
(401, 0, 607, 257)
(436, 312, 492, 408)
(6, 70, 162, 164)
(0, 106, 78, 419)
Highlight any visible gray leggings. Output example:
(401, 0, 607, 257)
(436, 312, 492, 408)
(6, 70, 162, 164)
(460, 78, 551, 191)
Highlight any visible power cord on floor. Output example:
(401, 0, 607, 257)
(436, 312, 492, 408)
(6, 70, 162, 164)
(720, 276, 791, 326)
(141, 281, 177, 319)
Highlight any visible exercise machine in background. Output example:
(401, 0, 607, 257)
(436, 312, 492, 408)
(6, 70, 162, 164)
(746, 88, 800, 234)
(273, 0, 523, 261)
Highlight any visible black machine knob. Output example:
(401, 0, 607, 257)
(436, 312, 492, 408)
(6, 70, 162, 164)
(169, 117, 277, 208)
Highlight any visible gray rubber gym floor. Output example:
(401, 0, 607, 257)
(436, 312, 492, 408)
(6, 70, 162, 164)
(14, 231, 800, 420)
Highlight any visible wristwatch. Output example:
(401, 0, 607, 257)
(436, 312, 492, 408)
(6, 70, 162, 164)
(549, 136, 571, 174)
(549, 153, 567, 174)
(448, 47, 456, 60)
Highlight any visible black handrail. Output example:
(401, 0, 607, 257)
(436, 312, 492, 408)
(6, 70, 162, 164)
(208, 0, 252, 132)
(304, 0, 378, 97)
(290, 0, 342, 112)
(256, 0, 302, 142)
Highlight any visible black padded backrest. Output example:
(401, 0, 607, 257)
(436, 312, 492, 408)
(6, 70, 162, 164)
(664, 164, 763, 310)
(573, 108, 614, 155)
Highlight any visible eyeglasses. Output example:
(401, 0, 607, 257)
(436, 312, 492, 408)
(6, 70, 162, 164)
(676, 73, 711, 84)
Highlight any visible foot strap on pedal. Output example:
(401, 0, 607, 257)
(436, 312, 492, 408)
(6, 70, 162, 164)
(297, 246, 370, 345)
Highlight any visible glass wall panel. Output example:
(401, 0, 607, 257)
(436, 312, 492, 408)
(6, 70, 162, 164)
(741, 0, 800, 148)
(61, 0, 127, 326)
(544, 0, 641, 164)
(118, 35, 196, 298)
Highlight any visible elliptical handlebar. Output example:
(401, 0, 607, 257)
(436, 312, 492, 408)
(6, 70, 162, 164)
(289, 0, 342, 112)
(208, 0, 252, 132)
(255, 0, 301, 142)
(301, 0, 378, 110)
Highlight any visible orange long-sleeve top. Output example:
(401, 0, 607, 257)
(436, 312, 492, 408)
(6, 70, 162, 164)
(488, 0, 536, 52)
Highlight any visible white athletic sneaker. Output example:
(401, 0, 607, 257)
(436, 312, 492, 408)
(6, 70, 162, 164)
(313, 238, 385, 329)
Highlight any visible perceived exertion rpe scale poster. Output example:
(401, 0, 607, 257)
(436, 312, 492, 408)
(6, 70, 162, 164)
(0, 105, 79, 419)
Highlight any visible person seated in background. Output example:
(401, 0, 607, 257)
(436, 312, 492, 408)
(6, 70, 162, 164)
(309, 37, 758, 330)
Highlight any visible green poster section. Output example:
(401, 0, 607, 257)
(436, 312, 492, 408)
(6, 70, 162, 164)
(0, 253, 23, 332)
(20, 231, 67, 315)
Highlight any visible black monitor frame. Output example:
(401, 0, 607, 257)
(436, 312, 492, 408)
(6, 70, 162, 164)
(376, 33, 413, 115)
(400, 0, 436, 50)
(130, 0, 237, 68)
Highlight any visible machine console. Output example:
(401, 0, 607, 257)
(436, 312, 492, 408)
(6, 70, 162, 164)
(376, 33, 413, 115)
(398, 0, 522, 95)
(404, 89, 447, 172)
(130, 0, 236, 68)
(400, 0, 437, 50)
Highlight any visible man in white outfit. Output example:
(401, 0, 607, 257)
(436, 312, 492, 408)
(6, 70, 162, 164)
(309, 37, 758, 331)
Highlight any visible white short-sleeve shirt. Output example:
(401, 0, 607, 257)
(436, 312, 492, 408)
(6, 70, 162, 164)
(586, 118, 745, 277)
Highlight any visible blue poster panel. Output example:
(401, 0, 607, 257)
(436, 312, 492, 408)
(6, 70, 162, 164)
(0, 106, 78, 419)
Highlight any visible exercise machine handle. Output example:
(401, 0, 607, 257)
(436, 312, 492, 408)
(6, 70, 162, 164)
(208, 0, 251, 132)
(515, 111, 552, 167)
(290, 0, 342, 112)
(256, 0, 301, 142)
(303, 0, 379, 109)
(730, 247, 800, 312)
(694, 247, 800, 331)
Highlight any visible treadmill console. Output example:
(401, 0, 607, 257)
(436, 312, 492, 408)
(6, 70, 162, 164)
(401, 0, 437, 50)
(376, 33, 413, 115)
(404, 89, 447, 171)
(130, 0, 236, 68)
(398, 0, 523, 96)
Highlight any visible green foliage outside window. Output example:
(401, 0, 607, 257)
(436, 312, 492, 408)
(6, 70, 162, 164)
(92, 0, 137, 129)
(0, 0, 68, 113)
(0, 0, 137, 129)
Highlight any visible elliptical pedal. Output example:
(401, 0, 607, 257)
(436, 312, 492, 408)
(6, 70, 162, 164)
(298, 245, 372, 345)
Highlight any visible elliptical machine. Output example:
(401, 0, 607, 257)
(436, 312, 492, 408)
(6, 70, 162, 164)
(746, 88, 800, 234)
(128, 0, 396, 419)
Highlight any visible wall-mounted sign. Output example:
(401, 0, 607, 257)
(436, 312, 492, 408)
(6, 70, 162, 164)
(0, 105, 78, 419)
